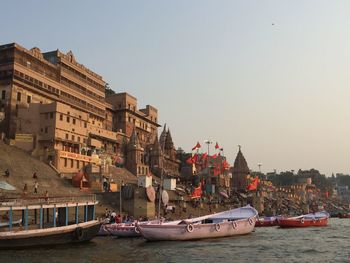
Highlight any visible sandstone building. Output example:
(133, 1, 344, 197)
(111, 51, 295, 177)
(0, 43, 180, 178)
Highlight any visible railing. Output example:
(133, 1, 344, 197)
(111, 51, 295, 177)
(0, 194, 97, 207)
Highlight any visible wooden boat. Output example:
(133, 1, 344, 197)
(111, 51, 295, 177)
(338, 212, 350, 218)
(98, 219, 163, 237)
(98, 222, 141, 237)
(255, 216, 279, 227)
(137, 205, 258, 241)
(278, 211, 329, 228)
(0, 195, 101, 248)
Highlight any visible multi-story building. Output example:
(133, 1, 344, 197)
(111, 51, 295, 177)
(0, 42, 180, 178)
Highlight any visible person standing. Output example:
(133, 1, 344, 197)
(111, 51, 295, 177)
(23, 183, 28, 195)
(34, 181, 39, 194)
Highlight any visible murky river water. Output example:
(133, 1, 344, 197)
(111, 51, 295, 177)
(1, 218, 349, 263)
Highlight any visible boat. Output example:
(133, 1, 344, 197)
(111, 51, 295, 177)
(0, 195, 101, 248)
(98, 219, 164, 237)
(98, 222, 141, 237)
(136, 205, 258, 241)
(278, 211, 329, 228)
(255, 216, 279, 227)
(338, 212, 350, 218)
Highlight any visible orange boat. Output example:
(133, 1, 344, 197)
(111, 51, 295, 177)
(278, 211, 329, 228)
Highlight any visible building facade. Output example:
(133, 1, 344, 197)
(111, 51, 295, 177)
(0, 43, 168, 176)
(232, 146, 250, 191)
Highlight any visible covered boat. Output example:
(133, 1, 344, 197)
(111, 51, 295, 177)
(278, 211, 329, 228)
(137, 205, 258, 241)
(255, 216, 279, 227)
(0, 195, 101, 248)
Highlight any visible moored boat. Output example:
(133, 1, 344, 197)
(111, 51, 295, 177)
(255, 216, 279, 227)
(0, 195, 101, 248)
(137, 205, 258, 241)
(338, 212, 350, 219)
(98, 222, 141, 237)
(278, 211, 329, 228)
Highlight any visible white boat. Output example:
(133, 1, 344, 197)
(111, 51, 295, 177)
(98, 222, 141, 237)
(137, 205, 258, 241)
(98, 219, 164, 237)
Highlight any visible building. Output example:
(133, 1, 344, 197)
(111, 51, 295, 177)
(0, 43, 167, 177)
(232, 146, 250, 191)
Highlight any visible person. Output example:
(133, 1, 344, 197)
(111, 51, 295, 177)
(34, 181, 39, 194)
(44, 190, 49, 203)
(4, 169, 9, 177)
(32, 172, 38, 179)
(23, 183, 28, 195)
(110, 210, 117, 222)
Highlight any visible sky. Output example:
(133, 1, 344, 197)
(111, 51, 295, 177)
(2, 0, 350, 175)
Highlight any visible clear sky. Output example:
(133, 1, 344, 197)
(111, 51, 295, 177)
(2, 0, 350, 175)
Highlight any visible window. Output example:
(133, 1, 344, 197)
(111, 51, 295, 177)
(1, 90, 5, 100)
(64, 158, 67, 167)
(71, 159, 74, 168)
(84, 122, 87, 128)
(44, 127, 48, 133)
(60, 114, 63, 121)
(66, 116, 70, 123)
(77, 136, 80, 142)
(17, 92, 21, 102)
(77, 160, 80, 169)
(71, 135, 75, 141)
(27, 95, 31, 104)
(65, 134, 69, 139)
(72, 118, 76, 125)
(50, 112, 53, 119)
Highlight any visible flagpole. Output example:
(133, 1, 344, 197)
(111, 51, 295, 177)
(157, 140, 165, 220)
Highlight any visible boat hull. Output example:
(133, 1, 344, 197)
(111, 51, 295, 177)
(98, 223, 141, 237)
(255, 217, 278, 227)
(0, 220, 101, 248)
(338, 213, 350, 218)
(138, 217, 256, 241)
(278, 217, 328, 228)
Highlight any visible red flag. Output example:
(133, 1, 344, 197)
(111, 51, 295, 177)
(201, 153, 208, 160)
(247, 177, 259, 191)
(191, 182, 202, 199)
(223, 160, 230, 169)
(211, 154, 218, 159)
(215, 142, 220, 149)
(213, 163, 221, 176)
(192, 142, 201, 151)
(186, 154, 198, 164)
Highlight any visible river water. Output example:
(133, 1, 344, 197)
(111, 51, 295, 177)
(1, 218, 349, 263)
